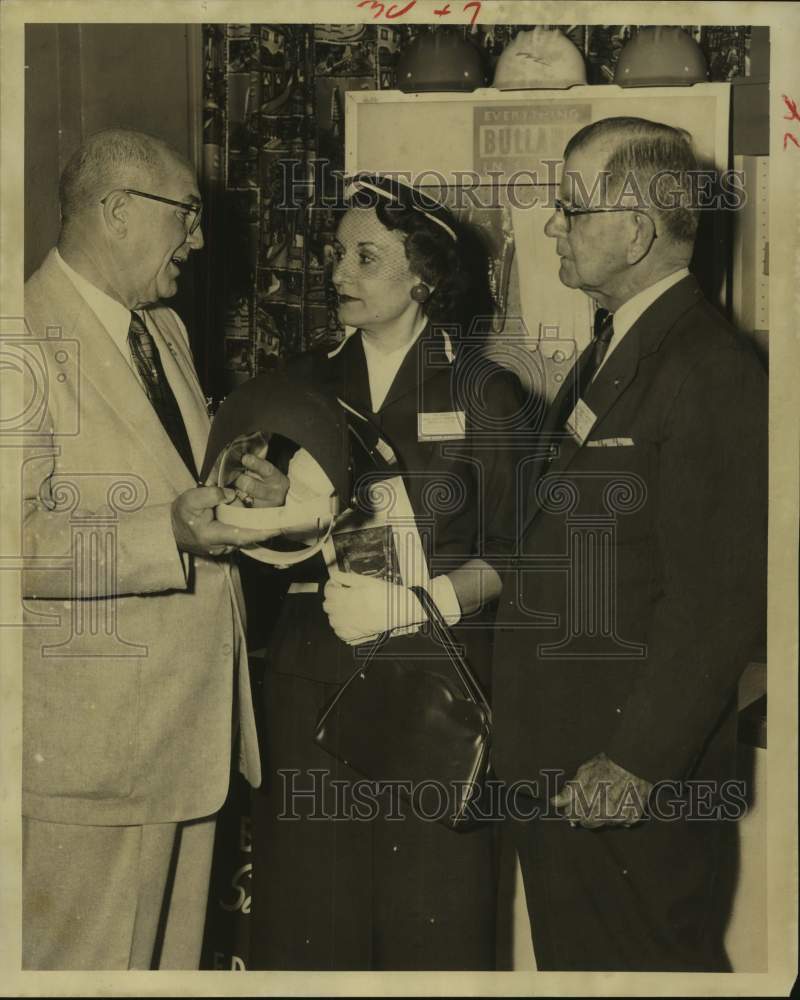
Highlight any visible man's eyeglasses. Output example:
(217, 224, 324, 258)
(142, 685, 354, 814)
(553, 198, 656, 237)
(100, 189, 203, 235)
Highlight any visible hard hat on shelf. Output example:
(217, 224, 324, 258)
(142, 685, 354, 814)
(614, 26, 708, 87)
(493, 27, 586, 90)
(397, 27, 485, 93)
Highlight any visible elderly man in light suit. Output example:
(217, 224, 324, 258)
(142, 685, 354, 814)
(19, 128, 284, 969)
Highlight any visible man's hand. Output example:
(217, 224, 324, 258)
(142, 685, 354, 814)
(171, 485, 281, 557)
(323, 572, 425, 645)
(550, 752, 653, 830)
(234, 452, 289, 507)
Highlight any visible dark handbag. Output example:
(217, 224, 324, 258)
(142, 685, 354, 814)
(313, 584, 492, 831)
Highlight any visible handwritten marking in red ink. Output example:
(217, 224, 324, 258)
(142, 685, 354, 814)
(356, 0, 417, 18)
(463, 0, 481, 27)
(356, 0, 479, 24)
(782, 95, 800, 150)
(782, 94, 800, 122)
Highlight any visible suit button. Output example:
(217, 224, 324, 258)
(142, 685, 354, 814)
(222, 643, 232, 655)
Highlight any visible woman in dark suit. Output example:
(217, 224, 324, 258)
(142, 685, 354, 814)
(246, 175, 523, 971)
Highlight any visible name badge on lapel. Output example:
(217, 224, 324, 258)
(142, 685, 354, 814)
(418, 410, 466, 442)
(565, 399, 597, 446)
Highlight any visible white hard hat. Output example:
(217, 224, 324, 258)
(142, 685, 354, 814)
(202, 372, 351, 567)
(493, 27, 587, 90)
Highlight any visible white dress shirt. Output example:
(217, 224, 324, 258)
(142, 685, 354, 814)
(594, 268, 690, 378)
(54, 249, 143, 384)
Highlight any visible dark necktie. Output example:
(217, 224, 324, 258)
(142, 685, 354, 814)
(127, 311, 197, 478)
(576, 307, 615, 399)
(524, 310, 614, 525)
(546, 308, 615, 436)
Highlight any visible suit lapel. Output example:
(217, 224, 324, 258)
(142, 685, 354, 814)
(329, 331, 373, 414)
(380, 327, 457, 479)
(331, 327, 455, 476)
(145, 308, 209, 481)
(544, 332, 642, 478)
(38, 252, 197, 492)
(330, 325, 449, 417)
(379, 323, 445, 414)
(522, 275, 702, 534)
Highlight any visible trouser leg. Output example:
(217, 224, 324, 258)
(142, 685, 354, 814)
(23, 814, 215, 970)
(510, 807, 735, 971)
(157, 815, 217, 969)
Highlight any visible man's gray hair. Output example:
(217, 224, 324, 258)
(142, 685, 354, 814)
(564, 117, 700, 245)
(58, 128, 188, 223)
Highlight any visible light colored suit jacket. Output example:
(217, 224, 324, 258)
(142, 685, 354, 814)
(20, 249, 260, 826)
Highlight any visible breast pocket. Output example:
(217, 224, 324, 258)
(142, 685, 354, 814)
(540, 441, 655, 546)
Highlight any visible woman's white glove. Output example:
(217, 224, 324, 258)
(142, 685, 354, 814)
(322, 572, 461, 646)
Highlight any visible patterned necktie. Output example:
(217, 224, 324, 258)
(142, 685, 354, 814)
(576, 308, 615, 399)
(127, 311, 197, 478)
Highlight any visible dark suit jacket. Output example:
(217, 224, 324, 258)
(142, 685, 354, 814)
(492, 275, 767, 790)
(255, 327, 523, 687)
(294, 327, 521, 581)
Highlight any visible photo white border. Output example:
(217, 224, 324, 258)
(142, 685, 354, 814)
(1, 1, 797, 996)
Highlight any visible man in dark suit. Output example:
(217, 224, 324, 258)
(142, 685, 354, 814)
(492, 117, 767, 971)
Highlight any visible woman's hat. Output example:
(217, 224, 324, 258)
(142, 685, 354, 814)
(344, 172, 458, 242)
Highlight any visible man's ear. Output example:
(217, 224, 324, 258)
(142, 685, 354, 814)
(626, 212, 657, 265)
(101, 191, 131, 239)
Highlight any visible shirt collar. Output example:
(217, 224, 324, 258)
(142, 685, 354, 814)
(360, 316, 428, 412)
(611, 268, 690, 340)
(54, 248, 135, 352)
(596, 268, 689, 375)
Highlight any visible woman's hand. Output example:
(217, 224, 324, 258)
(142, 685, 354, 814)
(234, 452, 289, 508)
(322, 572, 425, 645)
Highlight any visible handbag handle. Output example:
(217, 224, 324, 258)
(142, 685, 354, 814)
(335, 400, 489, 715)
(351, 586, 490, 717)
(409, 585, 491, 716)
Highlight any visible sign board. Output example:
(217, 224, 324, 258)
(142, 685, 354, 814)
(473, 102, 592, 178)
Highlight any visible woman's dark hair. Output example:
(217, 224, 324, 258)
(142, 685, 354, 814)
(347, 189, 494, 342)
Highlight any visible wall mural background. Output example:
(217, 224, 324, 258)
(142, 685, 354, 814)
(201, 22, 752, 400)
(199, 21, 753, 970)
